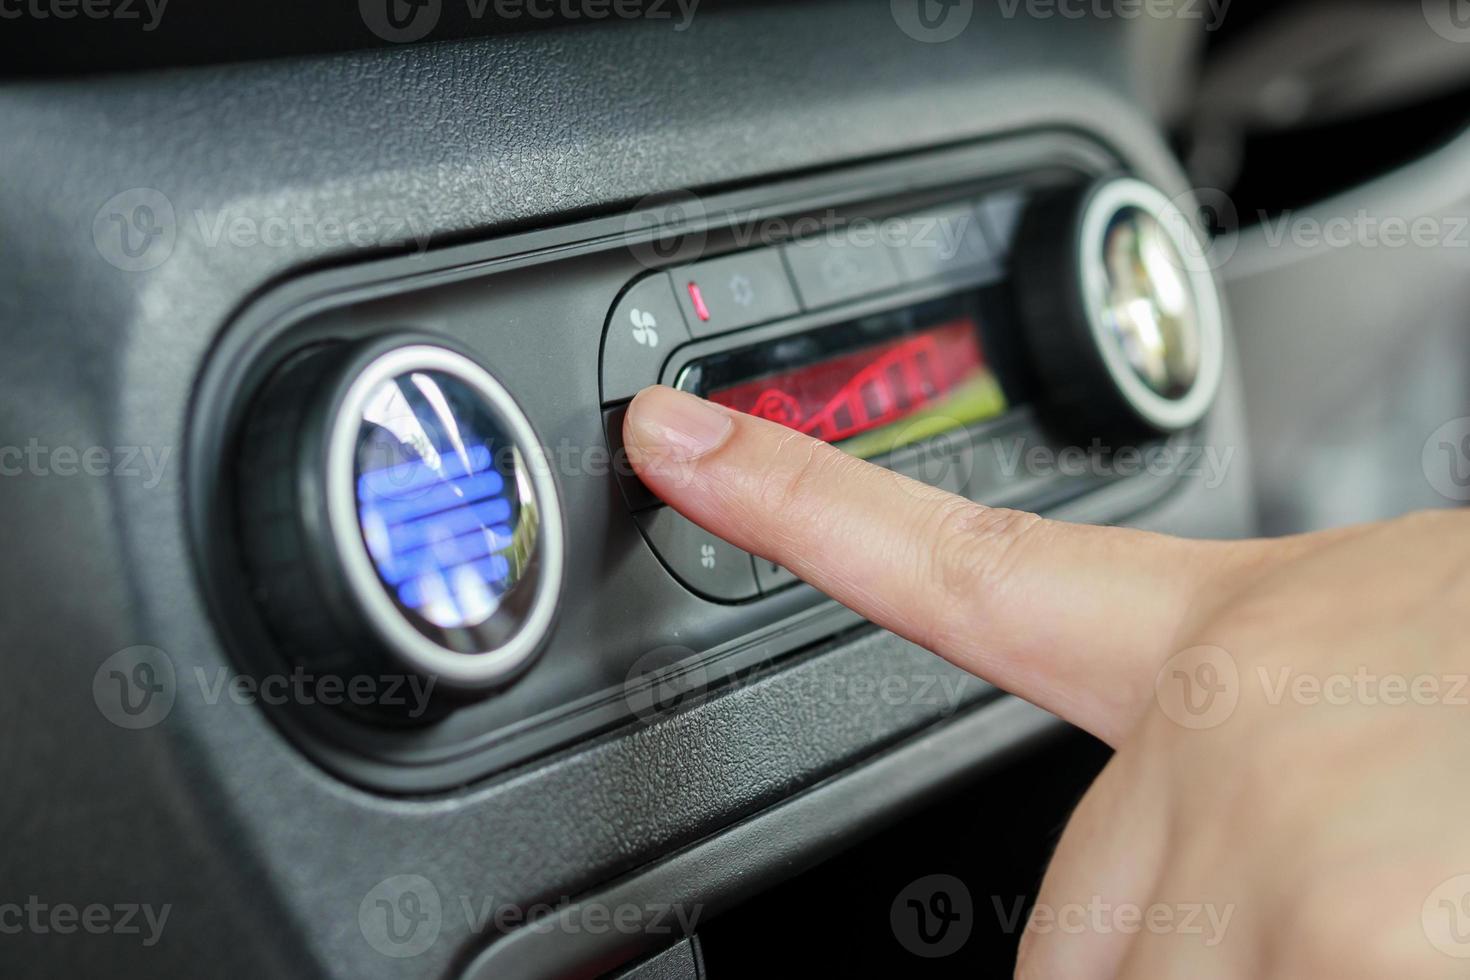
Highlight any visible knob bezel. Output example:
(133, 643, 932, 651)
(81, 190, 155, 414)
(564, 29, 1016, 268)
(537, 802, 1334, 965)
(318, 341, 566, 690)
(1075, 177, 1225, 434)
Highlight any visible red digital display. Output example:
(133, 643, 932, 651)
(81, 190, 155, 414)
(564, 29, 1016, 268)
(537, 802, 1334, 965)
(706, 318, 988, 444)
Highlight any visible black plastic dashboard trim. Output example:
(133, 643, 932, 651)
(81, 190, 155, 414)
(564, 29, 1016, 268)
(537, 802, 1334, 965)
(458, 696, 1071, 980)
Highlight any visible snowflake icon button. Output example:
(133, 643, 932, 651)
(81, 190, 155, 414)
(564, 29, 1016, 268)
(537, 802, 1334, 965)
(637, 508, 760, 602)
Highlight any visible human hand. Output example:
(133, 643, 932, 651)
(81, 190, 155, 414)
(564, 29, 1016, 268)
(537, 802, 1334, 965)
(624, 384, 1470, 978)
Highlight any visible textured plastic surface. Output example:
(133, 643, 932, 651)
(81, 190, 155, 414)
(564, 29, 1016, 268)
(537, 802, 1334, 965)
(609, 937, 703, 980)
(464, 696, 1070, 979)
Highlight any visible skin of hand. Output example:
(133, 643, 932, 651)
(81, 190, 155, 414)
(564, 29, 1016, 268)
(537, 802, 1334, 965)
(623, 384, 1470, 979)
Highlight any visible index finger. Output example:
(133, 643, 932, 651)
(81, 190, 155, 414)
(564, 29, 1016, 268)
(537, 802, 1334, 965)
(623, 384, 1254, 745)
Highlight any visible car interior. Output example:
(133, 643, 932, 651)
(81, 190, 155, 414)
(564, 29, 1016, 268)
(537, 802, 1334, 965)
(4, 0, 1469, 976)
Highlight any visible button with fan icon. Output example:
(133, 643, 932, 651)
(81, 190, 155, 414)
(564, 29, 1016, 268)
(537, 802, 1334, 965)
(602, 272, 691, 404)
(629, 308, 660, 348)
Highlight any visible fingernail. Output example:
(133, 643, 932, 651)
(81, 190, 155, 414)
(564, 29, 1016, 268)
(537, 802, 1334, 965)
(625, 386, 733, 462)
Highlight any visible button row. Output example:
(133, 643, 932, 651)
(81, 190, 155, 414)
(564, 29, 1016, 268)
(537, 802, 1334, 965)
(602, 193, 1019, 406)
(781, 234, 900, 312)
(603, 192, 1028, 603)
(676, 248, 799, 337)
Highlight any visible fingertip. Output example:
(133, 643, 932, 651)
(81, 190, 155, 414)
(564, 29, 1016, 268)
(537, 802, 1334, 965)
(623, 385, 734, 465)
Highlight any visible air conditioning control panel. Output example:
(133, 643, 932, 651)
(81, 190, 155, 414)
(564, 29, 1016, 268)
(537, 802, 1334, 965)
(600, 176, 1222, 605)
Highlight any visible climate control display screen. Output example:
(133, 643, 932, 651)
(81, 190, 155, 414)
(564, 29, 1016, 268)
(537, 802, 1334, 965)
(682, 300, 1009, 460)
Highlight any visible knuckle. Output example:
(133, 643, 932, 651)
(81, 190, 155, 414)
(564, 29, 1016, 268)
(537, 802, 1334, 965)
(926, 502, 1044, 608)
(753, 436, 855, 526)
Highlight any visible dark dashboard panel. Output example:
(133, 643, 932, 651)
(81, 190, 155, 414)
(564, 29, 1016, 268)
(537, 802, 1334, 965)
(0, 5, 1251, 978)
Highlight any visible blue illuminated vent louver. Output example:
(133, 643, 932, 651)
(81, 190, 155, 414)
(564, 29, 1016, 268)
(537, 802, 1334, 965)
(356, 444, 515, 625)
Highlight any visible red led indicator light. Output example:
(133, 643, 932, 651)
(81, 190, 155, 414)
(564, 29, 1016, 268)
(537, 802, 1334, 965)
(687, 282, 711, 322)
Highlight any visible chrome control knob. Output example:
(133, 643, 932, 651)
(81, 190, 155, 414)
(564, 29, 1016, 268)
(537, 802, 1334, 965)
(1014, 177, 1226, 436)
(235, 336, 564, 715)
